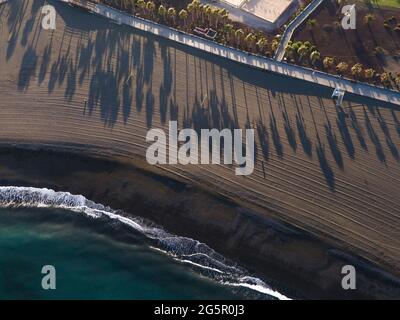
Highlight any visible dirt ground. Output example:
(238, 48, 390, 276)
(293, 1, 400, 74)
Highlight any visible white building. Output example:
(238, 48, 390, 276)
(209, 0, 299, 31)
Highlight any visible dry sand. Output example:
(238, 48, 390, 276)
(1, 0, 400, 298)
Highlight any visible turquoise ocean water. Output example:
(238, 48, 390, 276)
(0, 187, 288, 300)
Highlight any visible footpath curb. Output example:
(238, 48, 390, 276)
(275, 0, 325, 61)
(60, 0, 400, 106)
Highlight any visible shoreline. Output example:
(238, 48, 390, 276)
(2, 0, 400, 299)
(0, 146, 399, 299)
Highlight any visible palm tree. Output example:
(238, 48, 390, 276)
(297, 44, 309, 62)
(271, 39, 279, 53)
(364, 13, 375, 36)
(215, 8, 227, 28)
(364, 68, 375, 82)
(395, 73, 400, 87)
(336, 62, 349, 75)
(323, 57, 334, 70)
(187, 2, 195, 23)
(191, 0, 201, 8)
(235, 29, 244, 47)
(179, 9, 188, 27)
(219, 8, 229, 23)
(306, 19, 318, 30)
(158, 4, 166, 21)
(256, 37, 268, 54)
(244, 33, 256, 52)
(310, 50, 321, 66)
(137, 0, 145, 15)
(167, 7, 177, 24)
(364, 13, 375, 25)
(146, 1, 155, 19)
(351, 63, 364, 79)
(380, 72, 391, 87)
(291, 41, 302, 56)
(223, 23, 234, 44)
(210, 8, 217, 27)
(303, 41, 312, 49)
(199, 4, 205, 23)
(191, 0, 201, 20)
(205, 5, 213, 25)
(284, 44, 296, 61)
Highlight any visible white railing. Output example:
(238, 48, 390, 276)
(274, 0, 326, 61)
(58, 0, 400, 106)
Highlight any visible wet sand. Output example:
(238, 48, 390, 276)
(1, 0, 400, 298)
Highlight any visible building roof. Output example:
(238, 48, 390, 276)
(241, 0, 294, 23)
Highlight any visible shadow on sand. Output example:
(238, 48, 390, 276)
(5, 0, 400, 191)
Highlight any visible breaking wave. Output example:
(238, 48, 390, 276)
(0, 186, 290, 300)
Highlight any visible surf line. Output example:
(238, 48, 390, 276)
(146, 121, 255, 176)
(0, 186, 291, 300)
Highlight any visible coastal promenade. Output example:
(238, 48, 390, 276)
(62, 0, 400, 106)
(1, 0, 400, 297)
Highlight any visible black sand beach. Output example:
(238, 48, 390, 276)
(0, 147, 399, 299)
(1, 0, 400, 299)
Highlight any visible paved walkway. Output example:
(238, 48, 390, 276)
(274, 0, 326, 61)
(61, 0, 400, 106)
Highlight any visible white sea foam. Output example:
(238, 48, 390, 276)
(0, 186, 291, 300)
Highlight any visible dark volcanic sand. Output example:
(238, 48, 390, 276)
(1, 0, 400, 299)
(0, 147, 399, 299)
